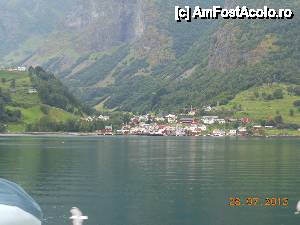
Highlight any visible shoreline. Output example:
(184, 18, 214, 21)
(0, 132, 300, 138)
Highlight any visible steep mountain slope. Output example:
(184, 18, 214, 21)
(78, 0, 300, 113)
(1, 0, 300, 113)
(0, 0, 77, 63)
(0, 0, 220, 107)
(1, 0, 152, 72)
(62, 0, 223, 109)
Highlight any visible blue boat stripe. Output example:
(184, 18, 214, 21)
(0, 179, 42, 221)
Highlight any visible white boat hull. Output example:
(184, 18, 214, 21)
(0, 179, 42, 225)
(0, 205, 41, 225)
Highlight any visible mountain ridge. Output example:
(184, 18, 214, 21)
(1, 0, 300, 113)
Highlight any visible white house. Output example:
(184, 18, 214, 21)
(216, 119, 226, 124)
(155, 117, 165, 122)
(98, 115, 110, 121)
(28, 88, 38, 94)
(204, 106, 212, 112)
(238, 127, 247, 132)
(238, 127, 247, 136)
(198, 124, 207, 131)
(17, 66, 26, 72)
(139, 115, 149, 122)
(212, 129, 226, 137)
(165, 114, 177, 123)
(228, 130, 237, 136)
(265, 126, 274, 129)
(202, 116, 218, 125)
(83, 116, 94, 122)
(253, 125, 263, 130)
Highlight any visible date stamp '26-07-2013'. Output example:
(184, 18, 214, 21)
(226, 196, 289, 207)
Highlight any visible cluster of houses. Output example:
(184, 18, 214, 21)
(82, 115, 110, 122)
(28, 88, 38, 94)
(113, 114, 255, 137)
(79, 107, 283, 137)
(1, 66, 27, 72)
(9, 87, 38, 94)
(79, 103, 278, 136)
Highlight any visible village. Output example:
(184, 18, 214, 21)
(0, 67, 295, 137)
(82, 107, 272, 137)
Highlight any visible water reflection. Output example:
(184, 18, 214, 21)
(0, 136, 299, 225)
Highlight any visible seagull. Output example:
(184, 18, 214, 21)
(295, 201, 300, 215)
(70, 207, 88, 225)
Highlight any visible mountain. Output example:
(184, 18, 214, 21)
(0, 0, 76, 63)
(0, 0, 154, 71)
(1, 0, 300, 113)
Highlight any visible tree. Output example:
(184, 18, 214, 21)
(289, 109, 294, 117)
(253, 91, 260, 98)
(293, 86, 300, 96)
(40, 105, 49, 115)
(274, 115, 283, 124)
(293, 100, 300, 107)
(29, 67, 87, 114)
(10, 79, 16, 88)
(1, 78, 6, 84)
(272, 89, 283, 99)
(273, 89, 283, 99)
(0, 123, 6, 132)
(266, 94, 274, 100)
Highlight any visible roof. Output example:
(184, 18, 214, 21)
(180, 118, 194, 121)
(202, 116, 218, 119)
(0, 179, 42, 221)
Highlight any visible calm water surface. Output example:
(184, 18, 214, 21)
(0, 136, 299, 225)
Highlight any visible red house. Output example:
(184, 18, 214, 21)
(241, 117, 252, 124)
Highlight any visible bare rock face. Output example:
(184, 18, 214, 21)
(62, 0, 143, 50)
(0, 0, 75, 58)
(207, 23, 240, 73)
(0, 0, 151, 71)
(21, 0, 152, 74)
(206, 0, 243, 73)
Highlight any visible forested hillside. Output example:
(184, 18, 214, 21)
(1, 0, 300, 113)
(78, 0, 300, 113)
(0, 68, 83, 132)
(28, 67, 84, 114)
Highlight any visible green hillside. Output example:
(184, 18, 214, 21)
(220, 84, 300, 124)
(0, 70, 79, 132)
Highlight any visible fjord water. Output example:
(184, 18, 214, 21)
(0, 136, 299, 225)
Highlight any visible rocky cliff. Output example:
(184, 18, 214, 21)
(1, 0, 153, 72)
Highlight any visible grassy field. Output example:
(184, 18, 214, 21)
(6, 106, 76, 132)
(221, 83, 300, 124)
(0, 70, 78, 132)
(0, 71, 41, 105)
(265, 129, 300, 136)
